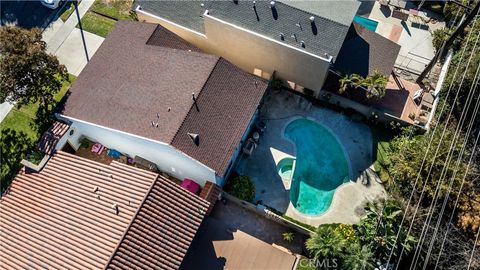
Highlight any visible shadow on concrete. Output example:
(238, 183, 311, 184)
(0, 0, 66, 28)
(380, 4, 392, 18)
(357, 0, 376, 17)
(181, 202, 303, 270)
(401, 20, 412, 36)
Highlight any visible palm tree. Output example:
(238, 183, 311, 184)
(306, 225, 345, 260)
(343, 243, 376, 270)
(362, 70, 388, 98)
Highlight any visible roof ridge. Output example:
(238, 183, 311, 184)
(169, 56, 222, 145)
(103, 175, 160, 269)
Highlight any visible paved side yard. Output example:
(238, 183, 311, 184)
(181, 202, 302, 270)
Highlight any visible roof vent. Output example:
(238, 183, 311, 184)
(112, 203, 118, 214)
(167, 107, 171, 112)
(200, 3, 204, 7)
(270, 1, 275, 8)
(188, 132, 200, 146)
(93, 186, 98, 193)
(300, 41, 305, 48)
(309, 16, 315, 22)
(296, 22, 302, 30)
(291, 33, 297, 42)
(253, 0, 256, 7)
(279, 33, 284, 40)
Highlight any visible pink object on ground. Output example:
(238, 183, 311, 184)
(181, 178, 201, 194)
(91, 143, 102, 153)
(91, 143, 105, 155)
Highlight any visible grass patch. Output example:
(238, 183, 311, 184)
(0, 74, 76, 192)
(78, 12, 117, 38)
(91, 0, 135, 20)
(371, 125, 397, 184)
(60, 1, 77, 22)
(296, 257, 316, 270)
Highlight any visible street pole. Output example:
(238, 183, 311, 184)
(74, 0, 89, 62)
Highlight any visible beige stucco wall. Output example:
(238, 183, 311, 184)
(136, 9, 331, 95)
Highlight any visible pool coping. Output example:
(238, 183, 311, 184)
(279, 116, 356, 219)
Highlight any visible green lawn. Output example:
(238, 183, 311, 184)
(77, 0, 136, 38)
(78, 12, 117, 38)
(371, 125, 396, 183)
(91, 0, 135, 20)
(0, 74, 76, 192)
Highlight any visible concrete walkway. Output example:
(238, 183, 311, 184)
(45, 0, 104, 76)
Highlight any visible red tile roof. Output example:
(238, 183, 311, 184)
(0, 151, 156, 269)
(37, 121, 69, 154)
(199, 182, 222, 216)
(106, 176, 209, 269)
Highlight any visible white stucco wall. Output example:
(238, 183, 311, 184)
(57, 115, 218, 187)
(136, 9, 331, 95)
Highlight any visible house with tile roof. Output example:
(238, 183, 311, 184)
(0, 151, 209, 269)
(133, 0, 400, 98)
(56, 21, 268, 187)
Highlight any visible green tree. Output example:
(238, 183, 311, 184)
(342, 243, 376, 270)
(0, 26, 68, 108)
(432, 28, 450, 51)
(356, 200, 417, 261)
(338, 71, 388, 98)
(306, 225, 345, 260)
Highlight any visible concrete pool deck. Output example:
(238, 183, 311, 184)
(236, 89, 387, 226)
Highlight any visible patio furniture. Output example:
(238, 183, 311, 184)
(133, 155, 159, 172)
(107, 149, 121, 159)
(91, 143, 105, 155)
(181, 178, 201, 194)
(242, 138, 257, 156)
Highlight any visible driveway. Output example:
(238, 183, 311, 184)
(181, 202, 301, 270)
(0, 0, 66, 28)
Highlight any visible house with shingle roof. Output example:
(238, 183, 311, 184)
(133, 0, 400, 97)
(56, 21, 268, 187)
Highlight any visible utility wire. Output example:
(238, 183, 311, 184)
(467, 226, 480, 270)
(420, 60, 480, 269)
(388, 12, 480, 268)
(401, 26, 480, 270)
(434, 88, 480, 269)
(410, 50, 480, 269)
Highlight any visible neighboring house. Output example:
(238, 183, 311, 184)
(0, 151, 210, 269)
(134, 0, 361, 96)
(57, 21, 268, 187)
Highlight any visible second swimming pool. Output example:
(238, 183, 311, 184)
(283, 118, 350, 216)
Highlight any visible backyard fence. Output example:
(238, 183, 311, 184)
(222, 192, 314, 236)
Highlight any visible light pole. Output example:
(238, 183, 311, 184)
(74, 0, 89, 62)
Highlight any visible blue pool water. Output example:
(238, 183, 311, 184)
(354, 15, 379, 32)
(284, 118, 350, 216)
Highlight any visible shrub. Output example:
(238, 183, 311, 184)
(225, 175, 255, 201)
(282, 231, 295, 243)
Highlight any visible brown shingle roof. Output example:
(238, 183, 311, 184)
(62, 21, 219, 143)
(37, 121, 69, 154)
(171, 59, 267, 177)
(333, 22, 401, 77)
(0, 151, 156, 269)
(106, 176, 209, 269)
(61, 21, 267, 177)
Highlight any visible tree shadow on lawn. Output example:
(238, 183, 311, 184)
(1, 128, 35, 193)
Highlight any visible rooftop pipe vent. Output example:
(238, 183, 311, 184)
(309, 16, 315, 22)
(279, 33, 284, 40)
(188, 132, 200, 146)
(270, 1, 275, 8)
(300, 41, 305, 48)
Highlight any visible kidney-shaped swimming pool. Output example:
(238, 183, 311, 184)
(283, 118, 350, 216)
